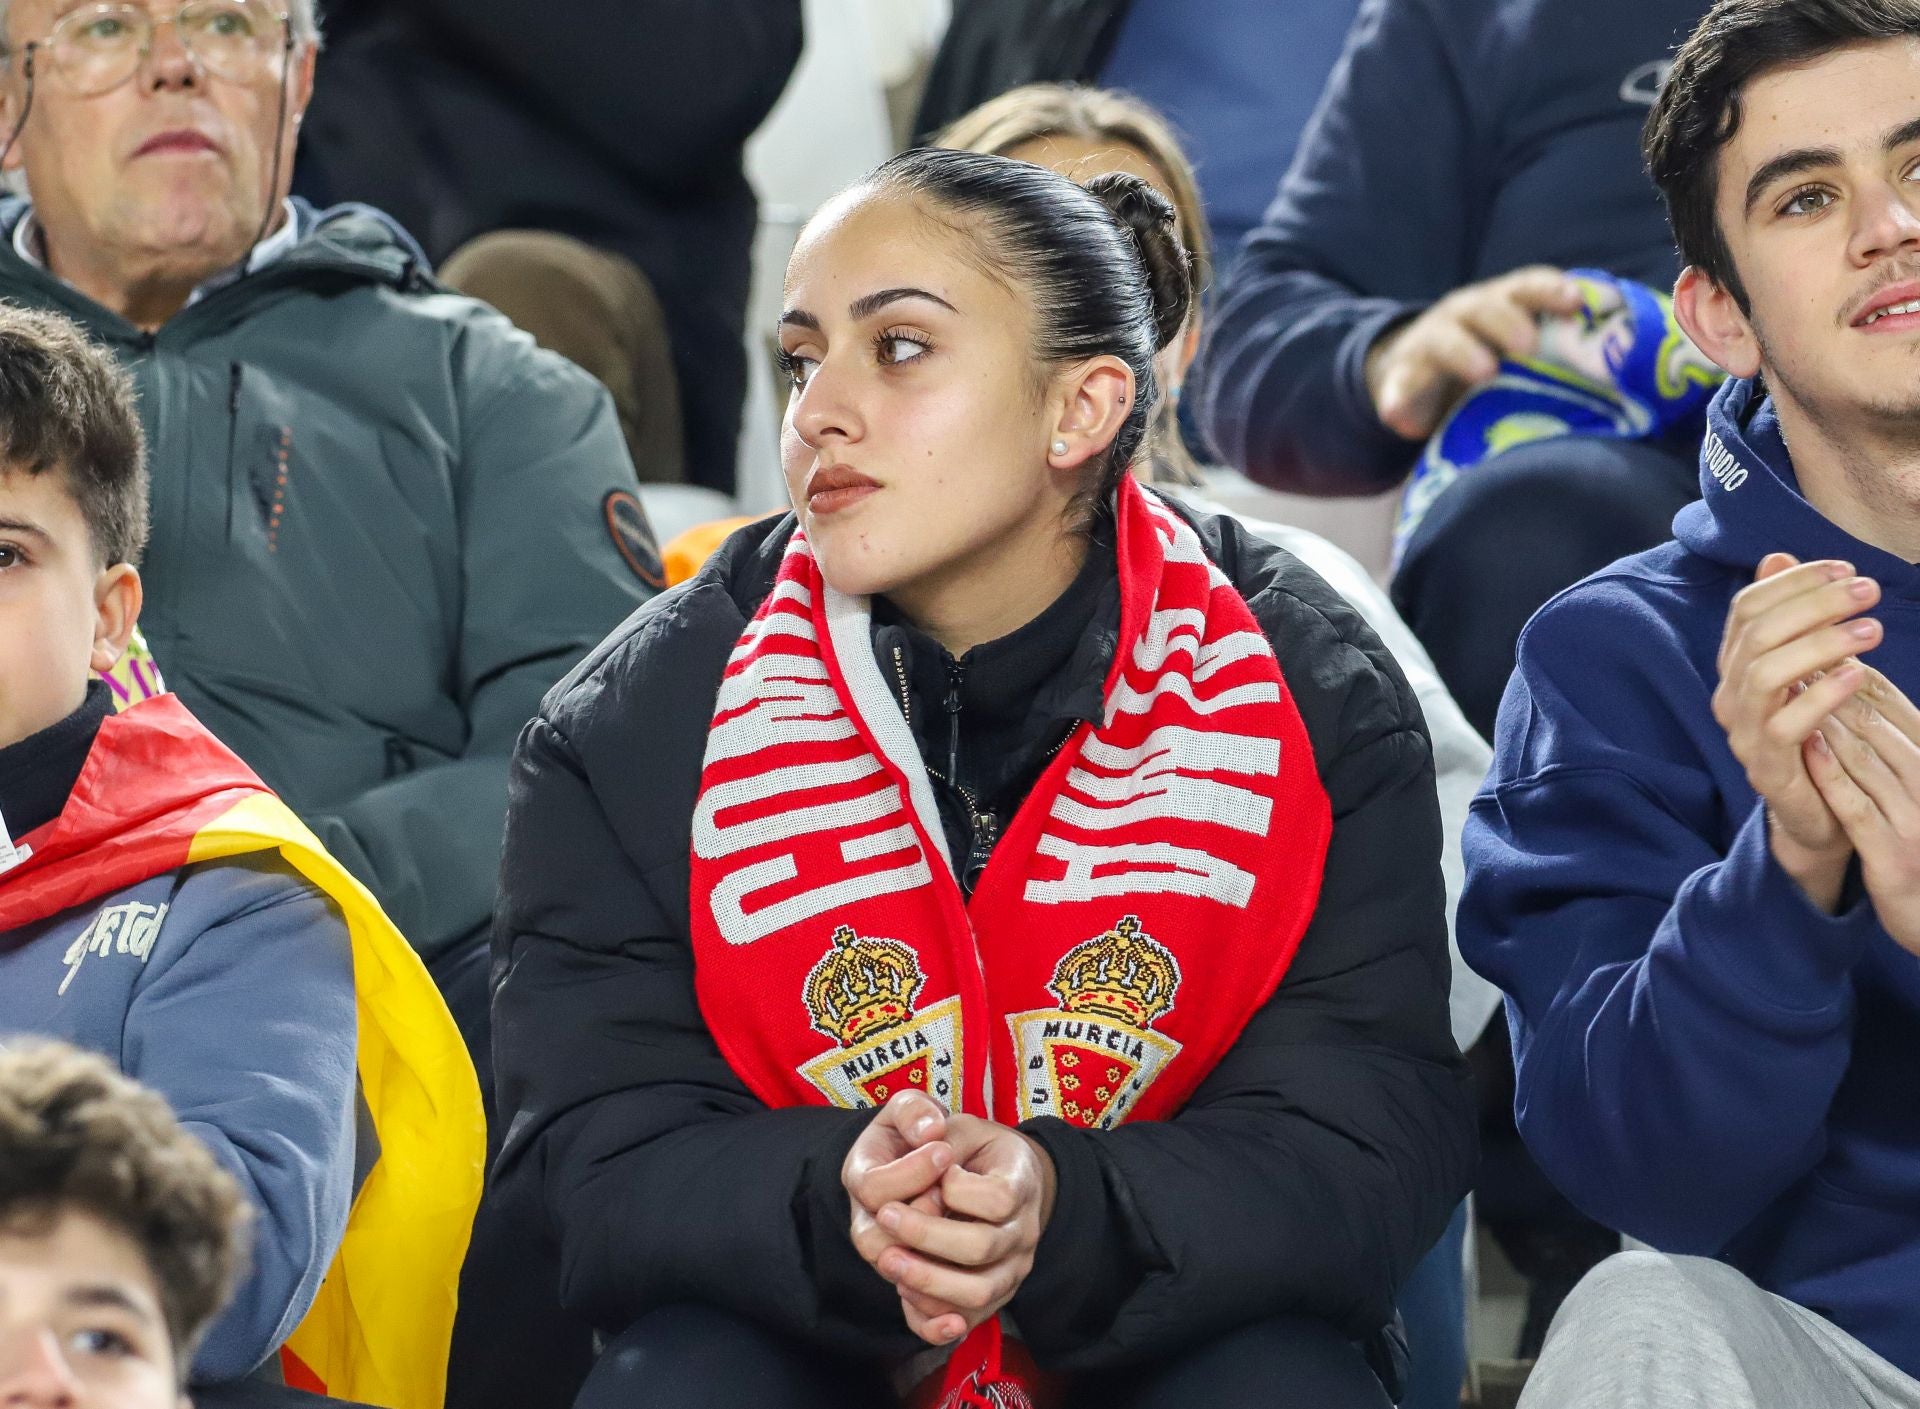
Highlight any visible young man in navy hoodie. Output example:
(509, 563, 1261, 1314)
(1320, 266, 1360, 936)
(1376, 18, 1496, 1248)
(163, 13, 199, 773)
(1460, 0, 1920, 1403)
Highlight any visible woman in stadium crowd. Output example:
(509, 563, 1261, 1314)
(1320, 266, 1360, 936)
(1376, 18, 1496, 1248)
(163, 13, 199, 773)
(488, 145, 1474, 1409)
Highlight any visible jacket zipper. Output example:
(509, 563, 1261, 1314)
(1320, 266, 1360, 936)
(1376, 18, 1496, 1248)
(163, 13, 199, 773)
(892, 645, 998, 1109)
(944, 658, 965, 785)
(224, 362, 243, 540)
(887, 645, 1077, 1116)
(892, 646, 1000, 884)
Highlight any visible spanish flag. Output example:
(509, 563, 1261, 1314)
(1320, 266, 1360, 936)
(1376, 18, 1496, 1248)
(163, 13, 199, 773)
(0, 693, 484, 1409)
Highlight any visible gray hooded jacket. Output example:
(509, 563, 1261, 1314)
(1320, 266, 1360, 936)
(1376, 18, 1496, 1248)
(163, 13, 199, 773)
(0, 200, 659, 959)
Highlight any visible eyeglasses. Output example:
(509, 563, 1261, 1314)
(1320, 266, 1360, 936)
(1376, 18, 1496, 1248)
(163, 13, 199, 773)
(18, 0, 292, 95)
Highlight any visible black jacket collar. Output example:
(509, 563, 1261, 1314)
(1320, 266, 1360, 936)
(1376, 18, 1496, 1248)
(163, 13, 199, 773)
(868, 533, 1118, 892)
(0, 681, 112, 839)
(872, 535, 1114, 752)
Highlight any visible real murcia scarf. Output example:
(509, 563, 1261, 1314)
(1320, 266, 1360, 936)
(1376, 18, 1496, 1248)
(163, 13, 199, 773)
(689, 475, 1333, 1406)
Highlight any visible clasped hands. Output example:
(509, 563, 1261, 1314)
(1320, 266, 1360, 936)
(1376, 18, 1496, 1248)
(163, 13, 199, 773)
(841, 1089, 1056, 1347)
(1715, 552, 1920, 953)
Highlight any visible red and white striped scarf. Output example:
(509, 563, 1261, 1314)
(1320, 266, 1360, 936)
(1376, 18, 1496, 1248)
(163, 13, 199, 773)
(690, 475, 1333, 1405)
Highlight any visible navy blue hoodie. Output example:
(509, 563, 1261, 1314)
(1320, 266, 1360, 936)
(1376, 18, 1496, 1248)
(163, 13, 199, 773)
(1460, 376, 1920, 1375)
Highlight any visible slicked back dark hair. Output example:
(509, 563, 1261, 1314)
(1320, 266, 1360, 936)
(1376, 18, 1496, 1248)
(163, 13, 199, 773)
(0, 305, 147, 566)
(0, 1041, 248, 1382)
(868, 147, 1193, 527)
(1645, 0, 1920, 309)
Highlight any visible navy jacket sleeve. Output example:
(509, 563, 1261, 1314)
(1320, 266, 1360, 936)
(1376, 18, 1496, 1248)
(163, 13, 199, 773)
(1458, 584, 1880, 1252)
(122, 857, 358, 1382)
(1192, 0, 1480, 496)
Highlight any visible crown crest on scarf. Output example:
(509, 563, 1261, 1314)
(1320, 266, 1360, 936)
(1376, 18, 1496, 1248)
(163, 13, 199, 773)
(1046, 916, 1179, 1028)
(803, 925, 928, 1047)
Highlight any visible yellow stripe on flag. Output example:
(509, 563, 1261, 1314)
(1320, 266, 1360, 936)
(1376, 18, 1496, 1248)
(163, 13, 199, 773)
(187, 793, 484, 1409)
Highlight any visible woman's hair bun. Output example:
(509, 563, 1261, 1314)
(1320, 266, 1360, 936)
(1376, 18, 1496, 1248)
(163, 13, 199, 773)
(1084, 171, 1193, 352)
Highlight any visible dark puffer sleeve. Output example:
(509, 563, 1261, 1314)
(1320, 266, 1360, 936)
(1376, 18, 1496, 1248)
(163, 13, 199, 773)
(488, 587, 921, 1359)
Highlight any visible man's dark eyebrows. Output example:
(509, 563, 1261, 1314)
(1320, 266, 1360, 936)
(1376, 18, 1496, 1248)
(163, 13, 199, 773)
(1744, 145, 1843, 214)
(1885, 114, 1920, 154)
(1740, 117, 1920, 215)
(847, 287, 958, 321)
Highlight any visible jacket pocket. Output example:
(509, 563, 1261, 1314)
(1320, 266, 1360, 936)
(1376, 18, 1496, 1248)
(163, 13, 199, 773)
(224, 362, 296, 553)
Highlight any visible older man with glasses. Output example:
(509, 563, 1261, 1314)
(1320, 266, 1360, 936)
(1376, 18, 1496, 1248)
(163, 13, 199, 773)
(0, 0, 658, 1073)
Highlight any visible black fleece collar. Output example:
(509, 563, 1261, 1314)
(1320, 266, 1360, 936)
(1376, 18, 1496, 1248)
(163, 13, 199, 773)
(0, 681, 112, 841)
(871, 536, 1119, 811)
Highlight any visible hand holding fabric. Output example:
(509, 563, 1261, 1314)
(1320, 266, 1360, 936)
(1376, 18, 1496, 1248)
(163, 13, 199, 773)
(1364, 266, 1585, 440)
(1807, 663, 1920, 956)
(1712, 552, 1878, 910)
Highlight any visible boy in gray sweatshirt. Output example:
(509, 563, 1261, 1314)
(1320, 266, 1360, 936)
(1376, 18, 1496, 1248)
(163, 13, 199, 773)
(0, 305, 357, 1395)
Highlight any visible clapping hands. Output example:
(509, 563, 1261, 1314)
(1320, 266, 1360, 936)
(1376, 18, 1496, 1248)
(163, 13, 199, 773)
(1805, 658, 1920, 957)
(1716, 551, 1920, 955)
(1713, 552, 1877, 909)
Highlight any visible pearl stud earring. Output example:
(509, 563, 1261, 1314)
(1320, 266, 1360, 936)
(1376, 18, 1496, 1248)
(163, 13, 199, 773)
(1051, 439, 1068, 456)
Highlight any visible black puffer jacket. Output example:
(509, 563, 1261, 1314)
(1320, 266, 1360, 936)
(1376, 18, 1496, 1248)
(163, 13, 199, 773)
(490, 506, 1475, 1371)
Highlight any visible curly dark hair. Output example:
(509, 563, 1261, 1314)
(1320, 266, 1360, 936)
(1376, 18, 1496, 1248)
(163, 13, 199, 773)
(1644, 0, 1920, 310)
(0, 304, 148, 566)
(0, 1041, 249, 1377)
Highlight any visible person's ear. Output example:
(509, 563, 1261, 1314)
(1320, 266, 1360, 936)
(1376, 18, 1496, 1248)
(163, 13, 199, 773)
(89, 563, 142, 676)
(293, 37, 317, 113)
(1673, 265, 1761, 380)
(1046, 356, 1134, 470)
